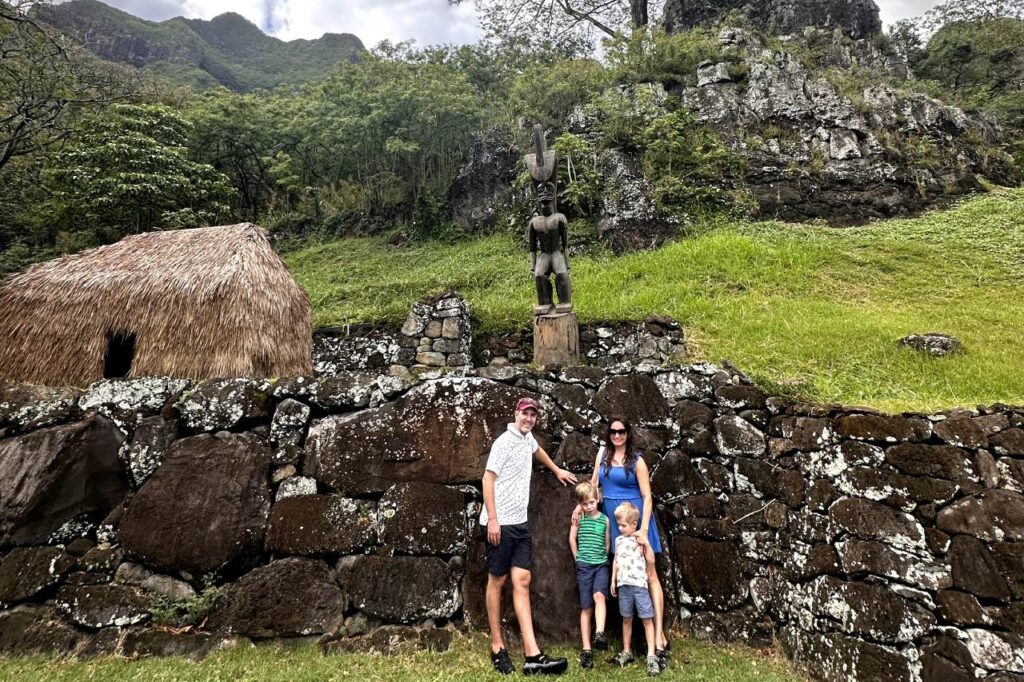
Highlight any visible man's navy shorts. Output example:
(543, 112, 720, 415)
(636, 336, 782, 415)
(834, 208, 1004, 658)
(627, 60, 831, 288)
(484, 523, 532, 576)
(575, 561, 610, 609)
(617, 584, 654, 619)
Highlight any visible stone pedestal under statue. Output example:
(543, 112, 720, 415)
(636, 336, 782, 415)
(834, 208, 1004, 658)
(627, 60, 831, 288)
(533, 312, 580, 367)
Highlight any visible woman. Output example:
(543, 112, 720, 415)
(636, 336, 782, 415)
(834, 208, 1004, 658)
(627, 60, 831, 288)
(572, 417, 669, 661)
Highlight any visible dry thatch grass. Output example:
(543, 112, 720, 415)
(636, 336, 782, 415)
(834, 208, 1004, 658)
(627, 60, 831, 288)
(0, 224, 311, 386)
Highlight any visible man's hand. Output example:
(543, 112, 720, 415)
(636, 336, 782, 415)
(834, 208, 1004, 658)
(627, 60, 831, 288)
(555, 468, 577, 486)
(487, 519, 501, 546)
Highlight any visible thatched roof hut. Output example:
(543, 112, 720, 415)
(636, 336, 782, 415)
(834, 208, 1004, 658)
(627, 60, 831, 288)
(0, 224, 312, 386)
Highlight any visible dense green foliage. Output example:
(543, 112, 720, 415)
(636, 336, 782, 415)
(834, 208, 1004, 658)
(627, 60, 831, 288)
(285, 190, 1024, 413)
(46, 104, 232, 237)
(0, 633, 803, 681)
(914, 18, 1024, 164)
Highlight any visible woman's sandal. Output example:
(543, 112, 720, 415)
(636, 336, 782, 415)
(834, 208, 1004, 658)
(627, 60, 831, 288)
(655, 640, 671, 670)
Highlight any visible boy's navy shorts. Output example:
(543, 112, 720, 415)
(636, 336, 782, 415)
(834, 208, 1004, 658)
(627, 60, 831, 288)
(576, 561, 610, 609)
(483, 523, 532, 576)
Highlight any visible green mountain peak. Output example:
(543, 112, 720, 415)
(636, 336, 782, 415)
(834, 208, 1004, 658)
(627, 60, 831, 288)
(33, 0, 365, 91)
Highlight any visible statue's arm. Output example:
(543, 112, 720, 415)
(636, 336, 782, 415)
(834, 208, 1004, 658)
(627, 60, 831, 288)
(529, 222, 538, 273)
(559, 217, 570, 269)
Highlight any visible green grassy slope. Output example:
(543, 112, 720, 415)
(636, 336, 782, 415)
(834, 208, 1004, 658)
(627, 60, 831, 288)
(0, 635, 805, 681)
(285, 189, 1024, 413)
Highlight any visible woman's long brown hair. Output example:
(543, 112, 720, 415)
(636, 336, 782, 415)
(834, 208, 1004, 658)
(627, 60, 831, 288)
(601, 416, 636, 480)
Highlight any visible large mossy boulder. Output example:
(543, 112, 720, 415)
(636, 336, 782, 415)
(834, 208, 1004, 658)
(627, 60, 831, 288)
(0, 415, 126, 546)
(118, 432, 272, 573)
(208, 558, 346, 638)
(305, 378, 548, 495)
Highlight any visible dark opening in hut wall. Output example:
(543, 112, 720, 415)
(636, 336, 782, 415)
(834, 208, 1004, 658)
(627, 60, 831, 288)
(1, 292, 1023, 681)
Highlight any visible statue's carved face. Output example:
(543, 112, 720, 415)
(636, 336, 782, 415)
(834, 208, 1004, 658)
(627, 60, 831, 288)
(534, 180, 555, 204)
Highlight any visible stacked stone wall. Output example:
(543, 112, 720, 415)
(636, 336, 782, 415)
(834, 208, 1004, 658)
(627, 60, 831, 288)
(1, 367, 1022, 679)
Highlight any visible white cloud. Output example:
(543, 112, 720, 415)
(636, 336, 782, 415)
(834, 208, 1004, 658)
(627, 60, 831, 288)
(875, 0, 939, 25)
(67, 0, 945, 43)
(82, 0, 481, 45)
(272, 0, 481, 46)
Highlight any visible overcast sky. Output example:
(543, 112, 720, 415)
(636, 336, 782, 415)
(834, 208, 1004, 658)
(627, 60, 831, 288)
(67, 0, 942, 47)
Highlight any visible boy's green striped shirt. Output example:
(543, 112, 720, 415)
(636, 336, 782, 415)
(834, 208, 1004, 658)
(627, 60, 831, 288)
(577, 513, 608, 565)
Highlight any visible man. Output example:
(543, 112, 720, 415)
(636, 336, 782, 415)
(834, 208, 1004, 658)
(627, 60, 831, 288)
(482, 396, 577, 675)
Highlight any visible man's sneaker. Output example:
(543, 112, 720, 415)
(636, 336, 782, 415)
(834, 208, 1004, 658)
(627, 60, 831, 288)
(593, 631, 609, 650)
(523, 652, 569, 676)
(580, 649, 593, 670)
(612, 650, 635, 667)
(646, 654, 662, 676)
(491, 648, 514, 675)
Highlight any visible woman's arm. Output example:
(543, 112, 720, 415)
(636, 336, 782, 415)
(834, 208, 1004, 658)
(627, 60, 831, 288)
(636, 457, 654, 537)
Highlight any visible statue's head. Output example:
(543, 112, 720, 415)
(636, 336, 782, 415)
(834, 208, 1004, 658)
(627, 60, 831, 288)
(527, 125, 557, 215)
(534, 180, 555, 213)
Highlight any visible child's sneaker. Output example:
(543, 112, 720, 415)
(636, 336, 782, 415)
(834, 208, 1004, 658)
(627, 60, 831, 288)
(593, 631, 609, 650)
(646, 654, 662, 676)
(655, 648, 669, 670)
(580, 649, 593, 670)
(612, 651, 634, 667)
(491, 648, 514, 675)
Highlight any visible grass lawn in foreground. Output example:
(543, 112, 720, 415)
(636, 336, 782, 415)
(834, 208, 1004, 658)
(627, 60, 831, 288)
(284, 189, 1024, 413)
(0, 633, 806, 681)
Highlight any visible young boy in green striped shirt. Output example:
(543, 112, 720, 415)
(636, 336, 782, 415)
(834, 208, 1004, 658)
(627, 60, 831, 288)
(568, 481, 611, 669)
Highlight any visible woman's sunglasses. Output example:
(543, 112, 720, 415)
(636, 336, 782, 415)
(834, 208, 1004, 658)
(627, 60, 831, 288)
(608, 428, 628, 435)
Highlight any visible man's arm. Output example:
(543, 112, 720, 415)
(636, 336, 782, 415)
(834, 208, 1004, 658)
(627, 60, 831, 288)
(569, 521, 579, 560)
(534, 445, 577, 486)
(482, 470, 501, 546)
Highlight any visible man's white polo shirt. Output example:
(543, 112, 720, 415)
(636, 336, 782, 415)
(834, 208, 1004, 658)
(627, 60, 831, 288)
(479, 423, 538, 526)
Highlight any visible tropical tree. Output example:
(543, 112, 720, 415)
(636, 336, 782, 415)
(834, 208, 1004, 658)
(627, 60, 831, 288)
(0, 0, 135, 174)
(47, 103, 233, 236)
(450, 0, 665, 50)
(918, 0, 1024, 34)
(185, 89, 282, 221)
(275, 44, 485, 223)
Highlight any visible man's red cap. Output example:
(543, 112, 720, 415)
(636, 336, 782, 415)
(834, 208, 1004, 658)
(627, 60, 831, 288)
(516, 397, 540, 413)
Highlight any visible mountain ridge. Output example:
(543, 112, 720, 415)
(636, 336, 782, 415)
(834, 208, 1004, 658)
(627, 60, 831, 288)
(32, 0, 364, 91)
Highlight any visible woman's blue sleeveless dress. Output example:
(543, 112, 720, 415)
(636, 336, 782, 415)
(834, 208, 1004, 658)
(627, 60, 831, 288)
(598, 454, 663, 554)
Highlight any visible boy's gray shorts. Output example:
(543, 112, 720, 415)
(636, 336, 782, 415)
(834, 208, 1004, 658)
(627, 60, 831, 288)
(617, 584, 654, 619)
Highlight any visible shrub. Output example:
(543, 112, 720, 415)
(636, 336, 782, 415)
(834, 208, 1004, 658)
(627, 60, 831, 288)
(552, 133, 601, 218)
(606, 29, 724, 87)
(148, 574, 224, 628)
(641, 109, 736, 214)
(509, 59, 609, 128)
(592, 84, 668, 150)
